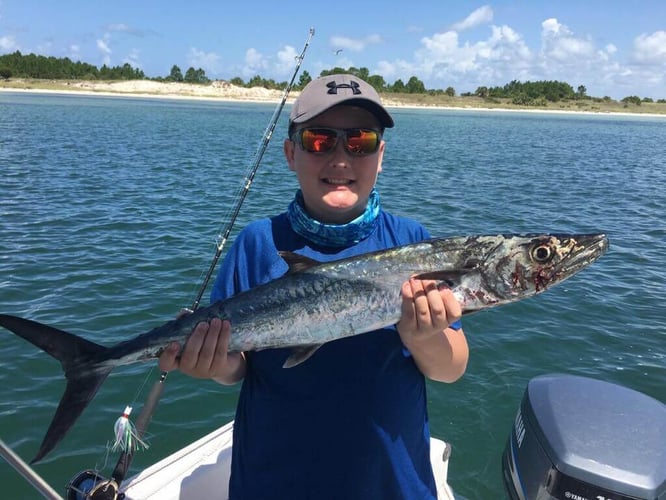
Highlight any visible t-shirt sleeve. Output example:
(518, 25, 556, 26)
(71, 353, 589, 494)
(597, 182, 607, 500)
(210, 219, 287, 303)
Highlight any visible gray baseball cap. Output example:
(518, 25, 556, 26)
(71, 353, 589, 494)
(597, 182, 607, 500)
(289, 74, 394, 131)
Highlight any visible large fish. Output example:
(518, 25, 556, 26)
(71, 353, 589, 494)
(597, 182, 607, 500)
(0, 233, 607, 463)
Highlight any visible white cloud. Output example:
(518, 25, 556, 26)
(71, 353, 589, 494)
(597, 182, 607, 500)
(633, 30, 666, 64)
(107, 23, 131, 33)
(276, 45, 298, 74)
(330, 34, 382, 52)
(245, 48, 264, 67)
(536, 17, 629, 93)
(96, 35, 112, 66)
(188, 47, 222, 74)
(540, 18, 595, 62)
(419, 31, 460, 67)
(36, 41, 53, 56)
(106, 23, 145, 37)
(69, 44, 81, 61)
(541, 18, 562, 36)
(241, 47, 268, 77)
(373, 6, 664, 98)
(406, 23, 532, 87)
(124, 48, 142, 70)
(375, 58, 416, 83)
(238, 45, 305, 79)
(451, 5, 493, 31)
(534, 18, 666, 98)
(1, 34, 18, 51)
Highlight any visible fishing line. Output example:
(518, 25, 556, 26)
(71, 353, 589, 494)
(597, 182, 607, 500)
(103, 27, 316, 490)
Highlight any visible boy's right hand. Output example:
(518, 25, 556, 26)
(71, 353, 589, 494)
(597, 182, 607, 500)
(158, 318, 246, 384)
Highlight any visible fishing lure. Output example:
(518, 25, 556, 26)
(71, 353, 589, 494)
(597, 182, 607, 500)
(111, 406, 148, 453)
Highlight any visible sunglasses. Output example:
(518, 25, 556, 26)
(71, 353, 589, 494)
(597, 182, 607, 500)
(291, 128, 382, 156)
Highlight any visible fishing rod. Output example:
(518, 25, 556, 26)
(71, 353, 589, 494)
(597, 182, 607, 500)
(191, 26, 314, 312)
(63, 27, 315, 500)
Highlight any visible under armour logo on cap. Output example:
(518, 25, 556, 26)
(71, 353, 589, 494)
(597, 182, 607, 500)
(326, 80, 362, 95)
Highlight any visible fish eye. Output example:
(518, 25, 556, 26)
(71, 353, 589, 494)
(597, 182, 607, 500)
(531, 244, 553, 263)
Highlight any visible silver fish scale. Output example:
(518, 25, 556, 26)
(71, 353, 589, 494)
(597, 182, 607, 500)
(221, 236, 501, 352)
(224, 271, 407, 352)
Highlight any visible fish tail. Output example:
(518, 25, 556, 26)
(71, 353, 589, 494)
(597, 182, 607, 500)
(0, 314, 114, 463)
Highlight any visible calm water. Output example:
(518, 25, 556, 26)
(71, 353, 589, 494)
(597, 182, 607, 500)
(1, 92, 664, 499)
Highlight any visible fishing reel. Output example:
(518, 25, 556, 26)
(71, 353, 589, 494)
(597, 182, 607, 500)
(66, 470, 122, 500)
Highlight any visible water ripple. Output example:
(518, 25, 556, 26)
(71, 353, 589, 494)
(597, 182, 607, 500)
(1, 94, 664, 499)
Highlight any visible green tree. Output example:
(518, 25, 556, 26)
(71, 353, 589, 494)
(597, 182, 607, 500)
(184, 67, 208, 83)
(184, 67, 196, 82)
(354, 67, 370, 81)
(621, 95, 642, 105)
(390, 79, 406, 93)
(366, 74, 386, 92)
(445, 86, 455, 97)
(169, 65, 183, 82)
(319, 66, 373, 85)
(247, 75, 265, 88)
(576, 85, 587, 99)
(0, 67, 12, 79)
(238, 76, 288, 89)
(405, 76, 425, 94)
(475, 86, 489, 98)
(319, 67, 348, 77)
(297, 70, 312, 89)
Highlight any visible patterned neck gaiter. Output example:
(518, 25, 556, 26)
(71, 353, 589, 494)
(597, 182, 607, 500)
(286, 188, 380, 248)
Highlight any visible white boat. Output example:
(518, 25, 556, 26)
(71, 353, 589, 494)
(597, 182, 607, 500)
(9, 375, 662, 499)
(119, 420, 456, 499)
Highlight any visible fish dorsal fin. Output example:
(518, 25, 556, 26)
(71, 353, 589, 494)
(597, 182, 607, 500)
(279, 251, 321, 274)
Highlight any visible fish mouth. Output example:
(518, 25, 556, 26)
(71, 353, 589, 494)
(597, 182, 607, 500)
(511, 233, 608, 293)
(530, 234, 608, 291)
(553, 233, 609, 275)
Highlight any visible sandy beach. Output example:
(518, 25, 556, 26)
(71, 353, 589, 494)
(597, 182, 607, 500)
(2, 79, 665, 118)
(1, 79, 289, 102)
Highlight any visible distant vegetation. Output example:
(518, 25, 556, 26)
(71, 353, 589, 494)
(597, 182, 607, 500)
(1, 50, 664, 106)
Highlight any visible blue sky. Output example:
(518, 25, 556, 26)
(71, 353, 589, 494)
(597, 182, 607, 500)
(1, 1, 664, 99)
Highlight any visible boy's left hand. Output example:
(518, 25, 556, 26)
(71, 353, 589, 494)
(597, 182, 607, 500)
(396, 279, 462, 341)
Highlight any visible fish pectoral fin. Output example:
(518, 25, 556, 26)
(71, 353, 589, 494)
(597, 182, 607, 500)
(412, 270, 470, 288)
(283, 344, 323, 368)
(279, 252, 321, 274)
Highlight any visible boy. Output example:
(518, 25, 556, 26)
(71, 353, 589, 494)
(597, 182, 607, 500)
(160, 74, 469, 499)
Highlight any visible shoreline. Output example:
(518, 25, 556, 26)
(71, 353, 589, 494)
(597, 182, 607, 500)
(2, 80, 665, 119)
(0, 86, 283, 105)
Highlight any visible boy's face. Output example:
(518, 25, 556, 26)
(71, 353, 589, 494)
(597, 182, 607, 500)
(284, 105, 384, 224)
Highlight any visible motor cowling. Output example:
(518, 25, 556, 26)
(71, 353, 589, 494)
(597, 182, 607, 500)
(502, 373, 665, 500)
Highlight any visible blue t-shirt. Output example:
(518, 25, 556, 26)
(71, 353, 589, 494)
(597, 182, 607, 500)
(211, 210, 440, 499)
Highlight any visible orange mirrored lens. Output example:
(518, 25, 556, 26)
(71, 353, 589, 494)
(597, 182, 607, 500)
(297, 128, 380, 155)
(301, 129, 338, 153)
(346, 130, 379, 155)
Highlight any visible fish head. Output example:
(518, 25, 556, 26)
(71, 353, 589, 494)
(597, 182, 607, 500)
(458, 233, 609, 312)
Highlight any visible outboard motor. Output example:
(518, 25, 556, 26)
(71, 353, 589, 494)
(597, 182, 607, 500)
(502, 374, 665, 500)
